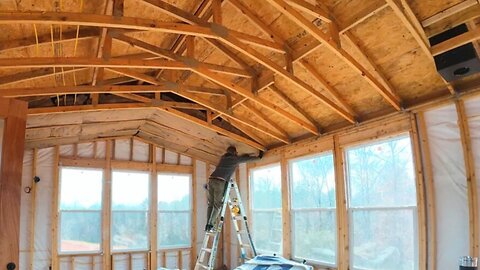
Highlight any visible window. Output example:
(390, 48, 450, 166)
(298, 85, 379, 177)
(59, 168, 103, 253)
(250, 164, 282, 254)
(111, 171, 150, 251)
(290, 153, 336, 265)
(157, 174, 192, 248)
(346, 136, 418, 270)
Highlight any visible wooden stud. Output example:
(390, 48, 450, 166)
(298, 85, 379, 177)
(284, 0, 332, 22)
(129, 137, 134, 161)
(150, 145, 158, 270)
(162, 252, 166, 267)
(455, 100, 479, 256)
(280, 154, 291, 258)
(51, 146, 60, 270)
(103, 140, 112, 270)
(29, 148, 38, 270)
(333, 136, 348, 270)
(410, 114, 427, 270)
(177, 250, 182, 269)
(417, 112, 436, 270)
(190, 159, 197, 270)
(71, 256, 75, 270)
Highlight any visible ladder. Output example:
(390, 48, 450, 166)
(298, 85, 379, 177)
(194, 180, 257, 270)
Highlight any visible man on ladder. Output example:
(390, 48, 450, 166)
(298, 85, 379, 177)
(195, 146, 263, 270)
(205, 146, 263, 232)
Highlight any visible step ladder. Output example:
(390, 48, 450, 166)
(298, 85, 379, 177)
(194, 180, 257, 270)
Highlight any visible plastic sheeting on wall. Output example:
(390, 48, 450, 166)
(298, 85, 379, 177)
(19, 140, 203, 270)
(424, 104, 469, 270)
(464, 96, 480, 261)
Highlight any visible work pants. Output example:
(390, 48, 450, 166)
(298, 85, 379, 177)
(206, 178, 228, 227)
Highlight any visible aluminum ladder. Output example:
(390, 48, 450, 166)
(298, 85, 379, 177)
(194, 180, 257, 270)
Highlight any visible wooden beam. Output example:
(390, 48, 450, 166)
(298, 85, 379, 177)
(456, 99, 479, 256)
(342, 31, 402, 102)
(217, 32, 357, 123)
(422, 0, 478, 27)
(410, 114, 427, 270)
(0, 11, 283, 52)
(266, 0, 401, 111)
(424, 4, 480, 38)
(0, 84, 174, 97)
(417, 112, 436, 270)
(150, 145, 158, 270)
(192, 66, 320, 134)
(280, 154, 291, 258)
(228, 0, 286, 46)
(298, 59, 358, 116)
(333, 135, 348, 270)
(240, 103, 290, 140)
(103, 140, 112, 270)
(212, 0, 222, 24)
(112, 34, 252, 77)
(385, 0, 431, 59)
(0, 98, 27, 270)
(431, 26, 480, 56)
(268, 85, 319, 129)
(51, 146, 60, 270)
(284, 0, 332, 22)
(0, 57, 191, 69)
(190, 159, 198, 268)
(0, 67, 89, 86)
(0, 27, 99, 53)
(175, 90, 291, 143)
(29, 148, 38, 270)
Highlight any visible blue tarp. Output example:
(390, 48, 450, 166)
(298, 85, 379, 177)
(235, 255, 313, 270)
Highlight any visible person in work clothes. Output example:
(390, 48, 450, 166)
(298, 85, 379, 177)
(205, 146, 263, 232)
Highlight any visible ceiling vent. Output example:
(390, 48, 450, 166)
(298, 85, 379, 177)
(430, 24, 480, 82)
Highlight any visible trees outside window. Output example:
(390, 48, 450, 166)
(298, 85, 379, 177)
(250, 164, 282, 255)
(346, 136, 418, 270)
(59, 168, 103, 253)
(111, 171, 150, 251)
(157, 173, 192, 248)
(290, 153, 336, 265)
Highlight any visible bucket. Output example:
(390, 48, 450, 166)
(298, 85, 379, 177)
(460, 256, 478, 270)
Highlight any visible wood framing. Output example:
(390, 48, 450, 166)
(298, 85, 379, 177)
(280, 155, 291, 258)
(50, 146, 60, 270)
(455, 99, 479, 256)
(416, 112, 436, 270)
(149, 146, 158, 270)
(0, 98, 27, 270)
(410, 114, 428, 270)
(333, 135, 348, 270)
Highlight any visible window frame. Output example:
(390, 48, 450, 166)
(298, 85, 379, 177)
(57, 166, 104, 255)
(157, 172, 193, 250)
(288, 151, 337, 267)
(344, 134, 419, 270)
(110, 169, 151, 253)
(249, 162, 283, 255)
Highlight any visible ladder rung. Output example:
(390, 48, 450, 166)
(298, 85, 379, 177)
(240, 243, 251, 247)
(232, 215, 243, 220)
(201, 248, 212, 253)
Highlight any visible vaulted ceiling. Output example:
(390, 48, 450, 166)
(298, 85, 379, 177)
(1, 0, 479, 161)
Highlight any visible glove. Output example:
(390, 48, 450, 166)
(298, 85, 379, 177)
(258, 151, 264, 159)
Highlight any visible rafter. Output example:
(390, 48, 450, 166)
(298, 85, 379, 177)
(112, 33, 252, 77)
(0, 11, 283, 53)
(0, 67, 88, 86)
(0, 27, 99, 53)
(174, 89, 291, 143)
(240, 103, 290, 140)
(298, 59, 357, 116)
(284, 0, 332, 22)
(266, 0, 401, 110)
(268, 85, 319, 129)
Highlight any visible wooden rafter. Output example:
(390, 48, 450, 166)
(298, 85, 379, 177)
(268, 85, 319, 130)
(240, 103, 290, 140)
(298, 59, 357, 116)
(0, 11, 283, 53)
(266, 0, 401, 110)
(284, 0, 332, 22)
(0, 67, 88, 86)
(111, 33, 252, 77)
